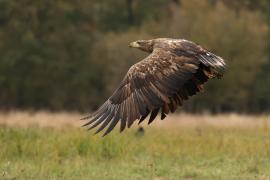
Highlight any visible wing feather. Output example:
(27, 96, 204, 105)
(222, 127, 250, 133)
(102, 105, 121, 136)
(148, 108, 160, 124)
(87, 107, 111, 130)
(120, 100, 127, 132)
(95, 106, 115, 134)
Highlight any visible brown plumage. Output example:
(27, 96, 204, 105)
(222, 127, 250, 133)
(82, 38, 226, 136)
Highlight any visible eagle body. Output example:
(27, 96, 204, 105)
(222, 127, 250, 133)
(83, 38, 226, 136)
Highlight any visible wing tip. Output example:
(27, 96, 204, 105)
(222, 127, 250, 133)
(80, 115, 92, 121)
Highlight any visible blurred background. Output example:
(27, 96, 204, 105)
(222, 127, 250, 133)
(0, 0, 269, 114)
(2, 1, 270, 179)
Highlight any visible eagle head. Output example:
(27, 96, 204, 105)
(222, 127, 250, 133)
(129, 40, 154, 53)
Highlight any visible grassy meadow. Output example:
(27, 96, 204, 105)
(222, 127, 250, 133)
(1, 112, 270, 179)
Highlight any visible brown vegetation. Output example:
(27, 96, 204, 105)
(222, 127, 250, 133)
(0, 111, 269, 131)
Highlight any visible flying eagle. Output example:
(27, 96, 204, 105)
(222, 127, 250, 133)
(82, 38, 226, 136)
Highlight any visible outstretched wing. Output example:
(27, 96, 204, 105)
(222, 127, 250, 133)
(82, 44, 226, 136)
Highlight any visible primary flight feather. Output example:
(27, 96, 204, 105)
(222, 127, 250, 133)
(82, 38, 226, 136)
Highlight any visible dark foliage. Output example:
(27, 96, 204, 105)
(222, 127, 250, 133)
(0, 0, 269, 113)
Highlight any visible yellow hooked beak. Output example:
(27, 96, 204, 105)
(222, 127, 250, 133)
(128, 41, 140, 48)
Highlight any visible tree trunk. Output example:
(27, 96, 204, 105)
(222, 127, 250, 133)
(126, 0, 134, 25)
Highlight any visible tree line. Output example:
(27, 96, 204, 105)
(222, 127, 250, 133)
(0, 0, 269, 113)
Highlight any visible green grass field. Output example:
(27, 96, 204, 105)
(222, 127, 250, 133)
(1, 113, 270, 179)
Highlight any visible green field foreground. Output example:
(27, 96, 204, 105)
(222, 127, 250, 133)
(1, 113, 270, 179)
